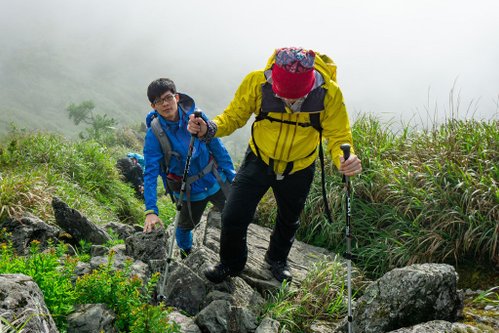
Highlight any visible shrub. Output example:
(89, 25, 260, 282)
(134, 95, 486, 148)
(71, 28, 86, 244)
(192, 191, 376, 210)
(74, 253, 179, 332)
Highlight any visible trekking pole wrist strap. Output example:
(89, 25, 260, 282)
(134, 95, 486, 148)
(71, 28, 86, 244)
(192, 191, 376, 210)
(200, 120, 217, 143)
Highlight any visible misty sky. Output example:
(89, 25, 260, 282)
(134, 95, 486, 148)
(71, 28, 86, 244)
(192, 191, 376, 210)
(1, 0, 498, 134)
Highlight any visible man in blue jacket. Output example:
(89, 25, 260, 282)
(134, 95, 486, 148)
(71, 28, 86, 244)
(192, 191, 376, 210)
(142, 78, 236, 257)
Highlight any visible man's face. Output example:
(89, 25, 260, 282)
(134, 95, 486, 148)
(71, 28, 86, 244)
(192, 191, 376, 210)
(151, 90, 179, 121)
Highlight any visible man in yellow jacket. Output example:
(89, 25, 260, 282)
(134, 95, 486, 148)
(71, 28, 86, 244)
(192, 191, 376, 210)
(188, 47, 362, 283)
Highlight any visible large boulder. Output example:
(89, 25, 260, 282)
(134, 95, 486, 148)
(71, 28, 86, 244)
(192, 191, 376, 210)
(351, 263, 463, 333)
(52, 197, 111, 245)
(387, 320, 485, 332)
(167, 310, 202, 333)
(125, 228, 168, 262)
(0, 213, 61, 255)
(0, 274, 59, 333)
(198, 210, 339, 294)
(104, 221, 142, 240)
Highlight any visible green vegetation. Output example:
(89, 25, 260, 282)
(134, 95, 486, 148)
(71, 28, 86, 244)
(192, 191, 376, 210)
(0, 126, 178, 332)
(0, 237, 179, 332)
(258, 116, 498, 280)
(0, 127, 175, 226)
(262, 259, 365, 332)
(256, 115, 498, 331)
(0, 238, 76, 329)
(0, 114, 497, 332)
(67, 100, 117, 140)
(74, 252, 178, 332)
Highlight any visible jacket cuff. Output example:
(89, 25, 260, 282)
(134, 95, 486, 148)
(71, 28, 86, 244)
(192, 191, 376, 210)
(201, 120, 217, 143)
(144, 209, 157, 216)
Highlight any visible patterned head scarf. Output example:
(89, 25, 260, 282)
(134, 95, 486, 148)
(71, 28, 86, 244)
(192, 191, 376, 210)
(272, 47, 316, 99)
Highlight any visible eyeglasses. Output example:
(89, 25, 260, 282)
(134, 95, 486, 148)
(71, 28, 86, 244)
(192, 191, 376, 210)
(153, 93, 177, 105)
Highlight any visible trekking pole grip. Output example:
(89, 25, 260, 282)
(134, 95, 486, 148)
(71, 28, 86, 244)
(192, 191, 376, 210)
(340, 144, 351, 161)
(192, 111, 202, 137)
(340, 144, 351, 183)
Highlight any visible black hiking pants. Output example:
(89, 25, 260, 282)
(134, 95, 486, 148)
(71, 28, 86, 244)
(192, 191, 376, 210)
(220, 148, 315, 272)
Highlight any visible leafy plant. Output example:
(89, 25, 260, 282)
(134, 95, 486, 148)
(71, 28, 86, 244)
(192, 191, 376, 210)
(129, 304, 180, 333)
(0, 240, 77, 330)
(74, 253, 179, 332)
(67, 100, 117, 140)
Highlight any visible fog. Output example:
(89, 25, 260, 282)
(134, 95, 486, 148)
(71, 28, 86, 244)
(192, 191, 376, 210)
(1, 0, 498, 138)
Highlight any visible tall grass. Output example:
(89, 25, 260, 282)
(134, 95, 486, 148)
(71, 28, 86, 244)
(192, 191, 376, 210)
(258, 115, 498, 279)
(262, 259, 364, 333)
(0, 129, 145, 225)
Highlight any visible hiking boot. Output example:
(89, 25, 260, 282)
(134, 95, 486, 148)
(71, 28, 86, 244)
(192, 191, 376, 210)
(180, 248, 191, 260)
(204, 262, 240, 284)
(265, 253, 293, 283)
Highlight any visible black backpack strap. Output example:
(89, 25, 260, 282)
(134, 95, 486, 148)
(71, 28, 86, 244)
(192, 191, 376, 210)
(309, 113, 322, 132)
(255, 111, 315, 128)
(316, 119, 334, 224)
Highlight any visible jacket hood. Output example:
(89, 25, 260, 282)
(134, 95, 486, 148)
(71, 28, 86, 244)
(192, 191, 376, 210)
(177, 93, 195, 112)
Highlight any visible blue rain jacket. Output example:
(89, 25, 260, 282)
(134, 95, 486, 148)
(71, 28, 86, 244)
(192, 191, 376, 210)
(143, 93, 235, 215)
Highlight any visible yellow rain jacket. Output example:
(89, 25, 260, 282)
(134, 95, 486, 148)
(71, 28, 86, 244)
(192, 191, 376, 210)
(212, 51, 354, 174)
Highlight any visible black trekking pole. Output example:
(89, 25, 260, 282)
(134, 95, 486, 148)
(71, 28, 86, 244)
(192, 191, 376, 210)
(340, 143, 354, 333)
(157, 111, 202, 302)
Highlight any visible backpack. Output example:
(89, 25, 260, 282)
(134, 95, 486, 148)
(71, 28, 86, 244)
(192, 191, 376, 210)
(116, 157, 144, 199)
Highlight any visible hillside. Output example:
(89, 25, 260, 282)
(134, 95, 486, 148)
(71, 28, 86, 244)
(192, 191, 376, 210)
(0, 43, 145, 136)
(0, 115, 497, 332)
(0, 42, 248, 142)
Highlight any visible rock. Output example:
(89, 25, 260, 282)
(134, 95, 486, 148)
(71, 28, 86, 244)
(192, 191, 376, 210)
(52, 197, 111, 245)
(90, 244, 109, 257)
(125, 228, 167, 261)
(167, 310, 202, 333)
(255, 317, 280, 333)
(90, 254, 149, 282)
(67, 304, 116, 333)
(104, 221, 138, 240)
(386, 319, 484, 332)
(0, 274, 59, 333)
(0, 213, 61, 255)
(351, 263, 463, 333)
